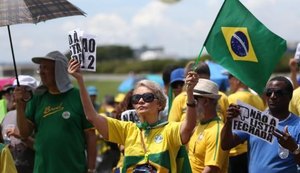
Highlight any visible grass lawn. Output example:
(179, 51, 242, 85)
(72, 80, 122, 104)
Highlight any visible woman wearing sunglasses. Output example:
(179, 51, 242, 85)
(68, 59, 198, 173)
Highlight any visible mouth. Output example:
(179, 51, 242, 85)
(268, 101, 278, 107)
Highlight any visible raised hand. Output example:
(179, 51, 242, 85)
(68, 59, 82, 80)
(226, 104, 240, 122)
(185, 71, 199, 93)
(273, 125, 298, 153)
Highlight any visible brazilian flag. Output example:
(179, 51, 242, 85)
(204, 0, 287, 94)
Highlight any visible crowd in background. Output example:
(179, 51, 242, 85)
(1, 51, 300, 173)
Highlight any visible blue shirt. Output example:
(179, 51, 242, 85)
(236, 113, 300, 173)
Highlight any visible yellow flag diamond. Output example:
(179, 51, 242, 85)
(221, 27, 258, 62)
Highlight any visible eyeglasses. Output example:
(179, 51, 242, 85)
(171, 81, 184, 89)
(264, 88, 289, 97)
(194, 95, 204, 100)
(131, 93, 156, 104)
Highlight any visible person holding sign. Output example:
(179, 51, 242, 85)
(188, 78, 229, 173)
(14, 51, 97, 173)
(221, 76, 300, 173)
(68, 59, 198, 172)
(226, 73, 265, 173)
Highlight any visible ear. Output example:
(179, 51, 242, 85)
(157, 101, 163, 112)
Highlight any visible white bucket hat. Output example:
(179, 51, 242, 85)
(193, 78, 221, 99)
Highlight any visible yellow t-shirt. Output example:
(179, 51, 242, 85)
(289, 87, 300, 116)
(107, 117, 182, 172)
(0, 144, 17, 173)
(168, 91, 229, 123)
(228, 90, 265, 157)
(188, 118, 229, 173)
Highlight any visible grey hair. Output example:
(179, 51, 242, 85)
(134, 79, 166, 111)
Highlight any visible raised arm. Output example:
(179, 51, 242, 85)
(68, 59, 109, 139)
(221, 104, 244, 150)
(289, 58, 299, 89)
(180, 71, 198, 144)
(14, 86, 34, 139)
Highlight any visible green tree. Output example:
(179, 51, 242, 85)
(96, 45, 134, 62)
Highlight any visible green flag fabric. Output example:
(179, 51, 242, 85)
(204, 0, 287, 94)
(0, 99, 7, 122)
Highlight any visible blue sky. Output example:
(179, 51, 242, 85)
(0, 0, 299, 63)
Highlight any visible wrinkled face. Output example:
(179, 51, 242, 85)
(265, 80, 290, 113)
(194, 95, 206, 120)
(132, 86, 161, 117)
(38, 59, 56, 87)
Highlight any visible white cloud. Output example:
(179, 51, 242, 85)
(1, 0, 300, 64)
(19, 38, 34, 50)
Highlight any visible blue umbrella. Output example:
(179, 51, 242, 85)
(206, 61, 229, 92)
(118, 74, 164, 93)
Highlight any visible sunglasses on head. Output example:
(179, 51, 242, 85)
(131, 93, 157, 104)
(264, 88, 288, 97)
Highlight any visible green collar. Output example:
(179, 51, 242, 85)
(200, 116, 220, 125)
(137, 120, 168, 136)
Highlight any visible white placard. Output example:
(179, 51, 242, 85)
(295, 43, 300, 60)
(232, 100, 279, 143)
(68, 29, 97, 71)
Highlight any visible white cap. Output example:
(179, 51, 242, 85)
(13, 75, 39, 90)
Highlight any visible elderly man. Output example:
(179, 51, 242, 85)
(188, 78, 229, 173)
(14, 51, 97, 173)
(221, 76, 300, 173)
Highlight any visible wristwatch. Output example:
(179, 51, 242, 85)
(292, 144, 300, 155)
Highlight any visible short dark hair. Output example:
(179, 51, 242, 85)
(268, 76, 293, 97)
(162, 65, 180, 86)
(194, 62, 210, 77)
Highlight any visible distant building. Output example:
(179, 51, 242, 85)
(0, 63, 37, 77)
(133, 46, 165, 60)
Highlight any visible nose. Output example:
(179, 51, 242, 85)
(269, 91, 277, 99)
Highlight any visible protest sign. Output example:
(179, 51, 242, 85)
(232, 100, 278, 143)
(294, 43, 300, 66)
(68, 29, 97, 71)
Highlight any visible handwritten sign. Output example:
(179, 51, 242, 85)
(232, 100, 278, 143)
(68, 29, 97, 71)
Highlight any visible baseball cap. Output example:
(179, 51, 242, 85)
(170, 68, 185, 84)
(13, 75, 39, 90)
(32, 51, 64, 64)
(193, 79, 221, 99)
(87, 86, 98, 96)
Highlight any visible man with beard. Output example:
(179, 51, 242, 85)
(221, 76, 300, 173)
(188, 78, 229, 173)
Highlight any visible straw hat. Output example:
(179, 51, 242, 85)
(193, 78, 221, 99)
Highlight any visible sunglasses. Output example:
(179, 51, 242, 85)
(131, 93, 156, 104)
(264, 88, 289, 97)
(194, 95, 204, 100)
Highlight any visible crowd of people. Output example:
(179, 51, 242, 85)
(0, 50, 300, 173)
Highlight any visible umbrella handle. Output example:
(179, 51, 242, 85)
(7, 25, 19, 86)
